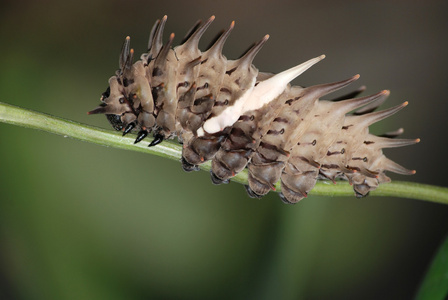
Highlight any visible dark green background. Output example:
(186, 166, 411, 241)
(1, 0, 447, 299)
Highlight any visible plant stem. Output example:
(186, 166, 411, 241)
(1, 101, 447, 205)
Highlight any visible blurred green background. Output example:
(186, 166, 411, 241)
(1, 0, 448, 299)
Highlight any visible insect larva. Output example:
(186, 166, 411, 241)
(89, 16, 419, 203)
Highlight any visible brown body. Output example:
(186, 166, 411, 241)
(89, 16, 419, 204)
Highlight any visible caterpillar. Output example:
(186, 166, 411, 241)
(88, 15, 419, 204)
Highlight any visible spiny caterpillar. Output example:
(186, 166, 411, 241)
(88, 15, 419, 204)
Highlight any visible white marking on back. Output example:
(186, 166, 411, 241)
(242, 55, 325, 112)
(202, 77, 256, 134)
(198, 55, 325, 136)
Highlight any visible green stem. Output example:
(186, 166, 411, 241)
(1, 101, 447, 205)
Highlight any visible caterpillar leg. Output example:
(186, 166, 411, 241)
(244, 185, 263, 199)
(210, 171, 230, 185)
(278, 193, 295, 205)
(181, 157, 200, 172)
(148, 133, 164, 147)
(122, 122, 137, 136)
(134, 129, 149, 144)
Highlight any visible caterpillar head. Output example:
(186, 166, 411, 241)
(88, 37, 154, 134)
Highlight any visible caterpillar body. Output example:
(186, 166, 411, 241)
(88, 16, 419, 204)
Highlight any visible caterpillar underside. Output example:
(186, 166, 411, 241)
(88, 16, 419, 204)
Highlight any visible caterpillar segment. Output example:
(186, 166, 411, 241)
(89, 16, 419, 204)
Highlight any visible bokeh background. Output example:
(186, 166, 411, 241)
(1, 0, 447, 299)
